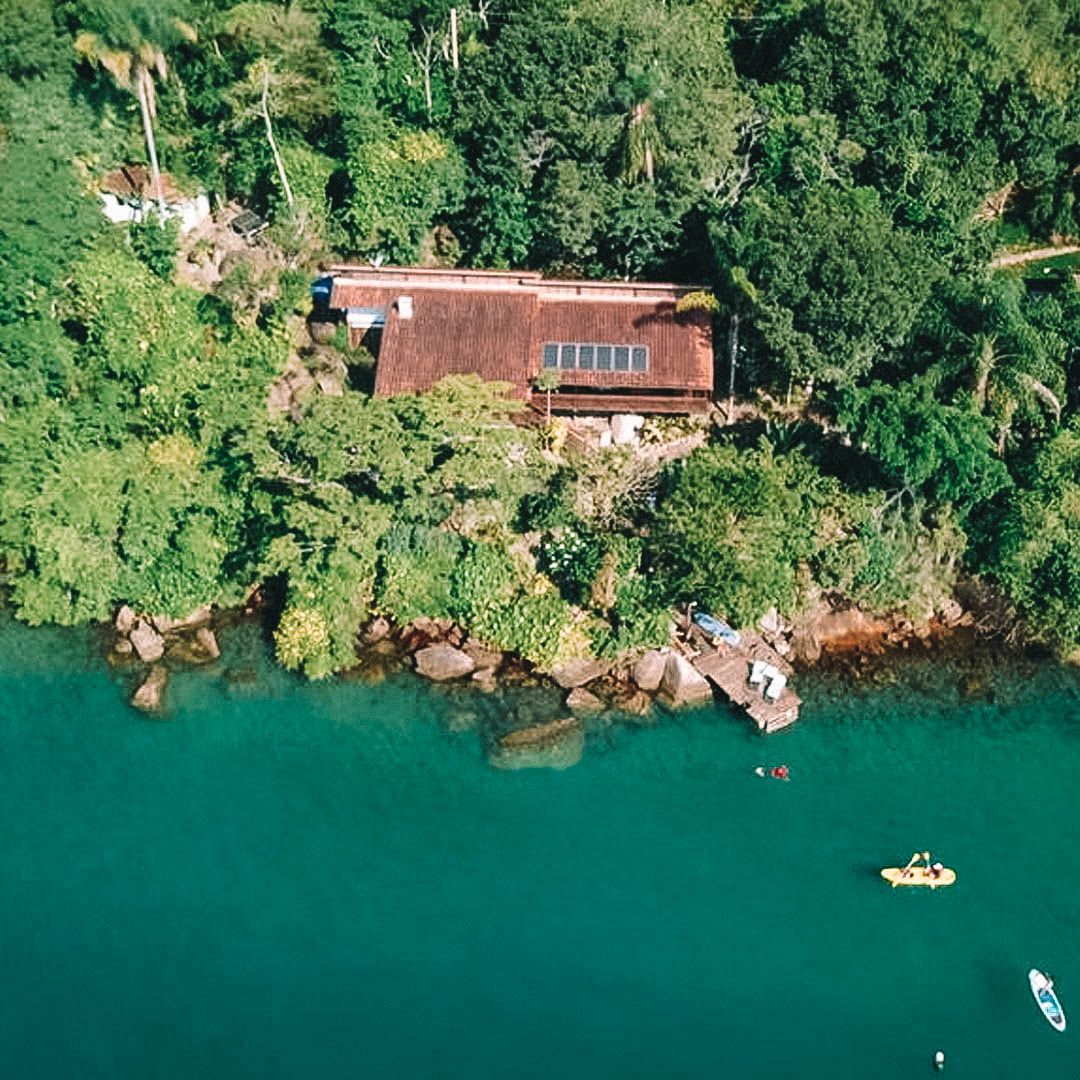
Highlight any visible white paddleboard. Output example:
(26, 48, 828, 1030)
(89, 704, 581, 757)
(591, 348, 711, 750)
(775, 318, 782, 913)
(1029, 969, 1066, 1032)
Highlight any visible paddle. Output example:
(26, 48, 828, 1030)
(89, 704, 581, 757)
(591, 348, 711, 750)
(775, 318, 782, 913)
(898, 851, 923, 880)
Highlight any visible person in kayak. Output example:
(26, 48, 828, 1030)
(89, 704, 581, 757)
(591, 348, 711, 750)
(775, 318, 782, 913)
(930, 861, 945, 878)
(769, 765, 789, 780)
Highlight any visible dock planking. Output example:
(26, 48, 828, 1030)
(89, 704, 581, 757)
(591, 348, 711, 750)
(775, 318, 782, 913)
(690, 631, 800, 732)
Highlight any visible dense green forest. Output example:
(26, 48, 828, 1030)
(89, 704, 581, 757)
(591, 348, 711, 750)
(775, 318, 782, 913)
(3, 0, 1080, 676)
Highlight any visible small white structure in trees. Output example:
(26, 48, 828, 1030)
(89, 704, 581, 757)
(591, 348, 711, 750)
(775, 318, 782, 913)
(99, 166, 210, 234)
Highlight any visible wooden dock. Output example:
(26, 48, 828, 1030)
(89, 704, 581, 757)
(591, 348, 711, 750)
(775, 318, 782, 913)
(688, 631, 801, 733)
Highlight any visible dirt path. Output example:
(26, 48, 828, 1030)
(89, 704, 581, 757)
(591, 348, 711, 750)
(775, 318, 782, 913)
(988, 244, 1080, 270)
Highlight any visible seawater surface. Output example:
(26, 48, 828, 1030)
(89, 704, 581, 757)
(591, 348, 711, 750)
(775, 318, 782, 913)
(2, 615, 1080, 1079)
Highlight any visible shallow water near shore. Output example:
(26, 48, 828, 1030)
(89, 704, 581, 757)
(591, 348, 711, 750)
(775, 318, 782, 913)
(2, 615, 1080, 1079)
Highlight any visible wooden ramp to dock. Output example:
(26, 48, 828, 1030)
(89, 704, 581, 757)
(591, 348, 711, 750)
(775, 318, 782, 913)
(690, 631, 800, 733)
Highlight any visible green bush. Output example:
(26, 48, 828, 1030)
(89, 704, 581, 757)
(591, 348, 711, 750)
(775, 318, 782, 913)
(538, 526, 602, 604)
(376, 525, 462, 623)
(448, 542, 584, 668)
(129, 216, 180, 280)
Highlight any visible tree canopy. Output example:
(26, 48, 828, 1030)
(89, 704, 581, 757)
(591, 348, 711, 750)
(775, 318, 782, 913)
(5, 0, 1080, 669)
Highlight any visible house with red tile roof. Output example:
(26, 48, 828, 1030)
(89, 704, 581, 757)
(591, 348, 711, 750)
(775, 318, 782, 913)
(326, 266, 714, 414)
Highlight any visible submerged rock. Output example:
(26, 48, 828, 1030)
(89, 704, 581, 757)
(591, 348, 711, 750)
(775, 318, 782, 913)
(414, 643, 475, 681)
(489, 716, 584, 771)
(166, 626, 221, 665)
(447, 710, 480, 733)
(131, 665, 168, 712)
(614, 689, 654, 719)
(566, 686, 604, 714)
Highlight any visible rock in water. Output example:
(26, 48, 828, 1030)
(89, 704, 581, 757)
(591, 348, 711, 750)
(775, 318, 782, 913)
(413, 644, 476, 681)
(194, 626, 220, 660)
(131, 665, 168, 712)
(566, 687, 604, 714)
(633, 649, 667, 692)
(659, 653, 713, 707)
(490, 716, 584, 771)
(129, 619, 165, 662)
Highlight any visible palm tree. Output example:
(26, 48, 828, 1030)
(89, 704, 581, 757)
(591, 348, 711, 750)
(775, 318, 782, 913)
(615, 64, 664, 184)
(75, 6, 196, 216)
(967, 332, 1062, 453)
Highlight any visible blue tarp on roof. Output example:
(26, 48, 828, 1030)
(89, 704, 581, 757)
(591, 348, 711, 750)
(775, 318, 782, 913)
(311, 276, 333, 307)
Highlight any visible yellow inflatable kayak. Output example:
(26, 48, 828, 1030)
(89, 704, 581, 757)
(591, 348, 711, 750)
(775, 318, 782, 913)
(881, 865, 956, 888)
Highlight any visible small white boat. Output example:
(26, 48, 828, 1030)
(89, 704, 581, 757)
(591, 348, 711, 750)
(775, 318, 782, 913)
(1029, 969, 1066, 1032)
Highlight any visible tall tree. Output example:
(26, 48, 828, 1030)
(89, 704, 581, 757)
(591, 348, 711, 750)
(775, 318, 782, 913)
(74, 1, 196, 214)
(221, 3, 335, 211)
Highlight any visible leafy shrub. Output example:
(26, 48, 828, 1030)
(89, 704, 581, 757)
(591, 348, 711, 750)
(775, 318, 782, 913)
(276, 269, 311, 318)
(538, 526, 603, 604)
(376, 524, 462, 623)
(518, 469, 577, 530)
(275, 606, 330, 672)
(589, 537, 674, 656)
(449, 542, 584, 668)
(129, 216, 180, 280)
(646, 441, 825, 626)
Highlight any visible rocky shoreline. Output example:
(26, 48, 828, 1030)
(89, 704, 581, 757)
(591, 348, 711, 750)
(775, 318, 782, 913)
(109, 586, 1018, 769)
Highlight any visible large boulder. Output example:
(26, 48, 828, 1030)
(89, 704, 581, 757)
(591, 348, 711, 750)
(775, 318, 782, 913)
(115, 605, 137, 635)
(362, 616, 392, 645)
(660, 653, 713, 707)
(490, 716, 584, 771)
(633, 649, 667, 692)
(131, 665, 168, 712)
(129, 619, 165, 662)
(758, 607, 784, 637)
(938, 598, 964, 627)
(550, 657, 610, 689)
(414, 644, 476, 681)
(462, 639, 503, 674)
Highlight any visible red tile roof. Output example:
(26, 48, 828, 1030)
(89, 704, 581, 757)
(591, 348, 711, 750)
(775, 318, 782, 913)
(328, 266, 714, 405)
(100, 165, 186, 204)
(535, 299, 711, 391)
(371, 288, 536, 396)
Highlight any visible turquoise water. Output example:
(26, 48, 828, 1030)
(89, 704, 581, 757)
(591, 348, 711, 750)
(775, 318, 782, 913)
(2, 618, 1080, 1078)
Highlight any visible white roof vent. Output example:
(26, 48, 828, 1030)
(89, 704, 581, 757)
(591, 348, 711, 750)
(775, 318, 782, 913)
(397, 295, 413, 319)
